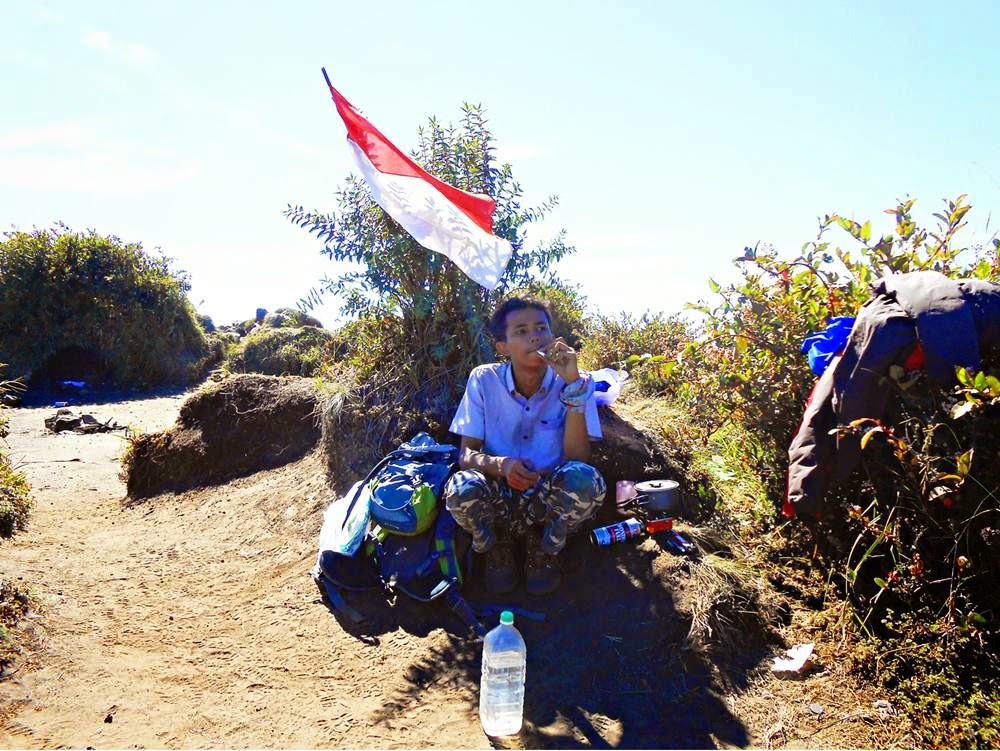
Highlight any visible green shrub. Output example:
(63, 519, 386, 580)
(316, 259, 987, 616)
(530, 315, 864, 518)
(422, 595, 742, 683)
(325, 314, 399, 383)
(227, 326, 333, 376)
(848, 615, 1000, 748)
(579, 312, 689, 395)
(670, 195, 998, 490)
(670, 196, 1000, 744)
(196, 312, 216, 333)
(0, 226, 218, 387)
(0, 460, 31, 539)
(0, 374, 31, 538)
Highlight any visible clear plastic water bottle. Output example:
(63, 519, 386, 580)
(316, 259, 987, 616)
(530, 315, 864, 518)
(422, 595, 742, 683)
(479, 610, 526, 736)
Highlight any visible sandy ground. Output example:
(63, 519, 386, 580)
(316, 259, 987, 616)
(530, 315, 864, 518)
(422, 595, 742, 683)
(0, 390, 914, 749)
(0, 393, 486, 748)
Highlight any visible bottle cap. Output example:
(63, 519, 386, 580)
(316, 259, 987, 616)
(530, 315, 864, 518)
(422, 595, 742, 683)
(500, 610, 514, 625)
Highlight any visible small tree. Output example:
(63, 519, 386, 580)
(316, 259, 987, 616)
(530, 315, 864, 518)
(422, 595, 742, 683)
(286, 104, 577, 413)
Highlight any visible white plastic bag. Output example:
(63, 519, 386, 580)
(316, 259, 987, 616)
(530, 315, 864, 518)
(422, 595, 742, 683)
(317, 480, 371, 557)
(590, 368, 629, 407)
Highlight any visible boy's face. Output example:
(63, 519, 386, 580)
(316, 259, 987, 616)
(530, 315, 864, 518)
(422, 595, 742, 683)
(496, 307, 552, 367)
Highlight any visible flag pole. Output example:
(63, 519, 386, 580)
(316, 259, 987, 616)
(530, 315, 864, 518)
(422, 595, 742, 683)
(321, 67, 333, 90)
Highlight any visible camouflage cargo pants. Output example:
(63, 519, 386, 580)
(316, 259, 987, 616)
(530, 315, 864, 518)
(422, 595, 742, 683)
(443, 461, 606, 555)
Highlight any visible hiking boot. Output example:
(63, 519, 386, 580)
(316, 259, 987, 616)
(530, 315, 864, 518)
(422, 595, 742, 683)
(524, 534, 561, 596)
(482, 534, 518, 595)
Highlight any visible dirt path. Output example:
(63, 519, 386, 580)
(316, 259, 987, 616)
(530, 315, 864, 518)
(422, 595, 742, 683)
(0, 394, 487, 749)
(0, 392, 911, 749)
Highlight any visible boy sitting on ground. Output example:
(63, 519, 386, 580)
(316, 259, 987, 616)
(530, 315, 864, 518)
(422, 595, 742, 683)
(443, 297, 607, 596)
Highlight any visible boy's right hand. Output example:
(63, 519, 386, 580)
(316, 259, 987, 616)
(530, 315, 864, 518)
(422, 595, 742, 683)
(501, 457, 540, 491)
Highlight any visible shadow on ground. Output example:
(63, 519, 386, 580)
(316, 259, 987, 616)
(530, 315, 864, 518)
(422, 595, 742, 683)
(15, 382, 193, 408)
(318, 514, 761, 749)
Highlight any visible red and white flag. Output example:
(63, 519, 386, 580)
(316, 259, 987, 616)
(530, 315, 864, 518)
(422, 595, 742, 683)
(326, 80, 513, 290)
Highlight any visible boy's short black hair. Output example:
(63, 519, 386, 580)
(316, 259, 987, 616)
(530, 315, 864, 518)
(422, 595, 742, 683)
(489, 297, 552, 341)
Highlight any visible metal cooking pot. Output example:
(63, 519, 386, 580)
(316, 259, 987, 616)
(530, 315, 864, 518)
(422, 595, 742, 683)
(634, 479, 680, 514)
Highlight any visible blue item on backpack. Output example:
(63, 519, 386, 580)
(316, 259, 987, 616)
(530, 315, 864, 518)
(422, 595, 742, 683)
(340, 432, 457, 536)
(801, 316, 856, 376)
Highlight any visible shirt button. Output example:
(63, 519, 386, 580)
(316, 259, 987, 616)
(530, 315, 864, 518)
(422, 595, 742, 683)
(525, 406, 530, 411)
(523, 435, 528, 440)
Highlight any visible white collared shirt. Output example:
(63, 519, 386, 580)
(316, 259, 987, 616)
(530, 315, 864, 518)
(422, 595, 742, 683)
(449, 362, 603, 473)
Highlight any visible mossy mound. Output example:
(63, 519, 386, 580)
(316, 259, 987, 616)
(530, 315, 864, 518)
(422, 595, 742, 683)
(227, 326, 333, 376)
(0, 227, 219, 389)
(317, 383, 448, 492)
(261, 307, 324, 329)
(123, 374, 320, 499)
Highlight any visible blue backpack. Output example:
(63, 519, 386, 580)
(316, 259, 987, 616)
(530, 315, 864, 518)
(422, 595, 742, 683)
(313, 433, 486, 634)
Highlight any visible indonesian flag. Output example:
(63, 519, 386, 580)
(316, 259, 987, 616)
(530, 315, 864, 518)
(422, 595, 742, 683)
(326, 78, 513, 290)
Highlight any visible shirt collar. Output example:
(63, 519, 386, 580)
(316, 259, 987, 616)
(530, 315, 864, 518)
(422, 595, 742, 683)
(504, 362, 555, 397)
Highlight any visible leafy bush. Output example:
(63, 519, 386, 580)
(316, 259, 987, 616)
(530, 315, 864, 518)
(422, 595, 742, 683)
(849, 620, 1000, 748)
(227, 326, 333, 377)
(0, 226, 219, 387)
(580, 312, 689, 395)
(196, 313, 216, 333)
(0, 371, 31, 538)
(0, 460, 31, 540)
(671, 195, 998, 490)
(287, 104, 576, 435)
(818, 365, 1000, 641)
(665, 195, 1000, 742)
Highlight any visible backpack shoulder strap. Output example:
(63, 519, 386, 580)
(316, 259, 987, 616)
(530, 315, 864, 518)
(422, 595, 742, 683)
(312, 568, 367, 623)
(338, 448, 403, 531)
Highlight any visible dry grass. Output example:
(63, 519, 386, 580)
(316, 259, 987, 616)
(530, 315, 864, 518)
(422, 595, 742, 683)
(679, 530, 787, 664)
(0, 578, 31, 674)
(315, 364, 450, 490)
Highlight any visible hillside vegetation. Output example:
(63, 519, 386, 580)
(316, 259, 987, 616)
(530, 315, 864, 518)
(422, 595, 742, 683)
(0, 375, 31, 539)
(635, 195, 1000, 747)
(0, 226, 220, 389)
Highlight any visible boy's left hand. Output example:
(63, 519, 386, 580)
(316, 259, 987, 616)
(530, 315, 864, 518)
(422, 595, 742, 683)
(539, 338, 580, 383)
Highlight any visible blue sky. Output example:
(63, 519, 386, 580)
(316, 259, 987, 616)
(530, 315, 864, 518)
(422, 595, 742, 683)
(3, 1, 999, 328)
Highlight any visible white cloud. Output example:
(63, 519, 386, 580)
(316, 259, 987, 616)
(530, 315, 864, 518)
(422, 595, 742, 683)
(0, 122, 88, 150)
(0, 121, 197, 194)
(0, 152, 198, 193)
(82, 30, 112, 50)
(494, 142, 546, 162)
(32, 6, 65, 24)
(123, 42, 154, 66)
(80, 29, 157, 67)
(0, 153, 198, 193)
